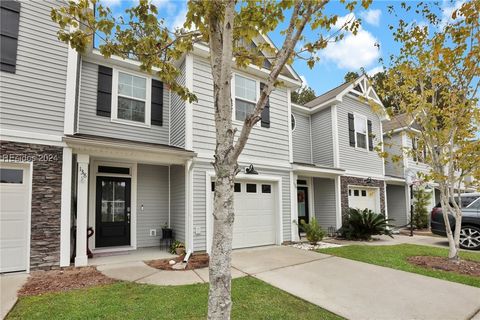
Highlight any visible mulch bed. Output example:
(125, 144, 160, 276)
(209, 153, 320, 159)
(18, 266, 117, 296)
(146, 253, 209, 271)
(399, 229, 434, 236)
(407, 256, 480, 277)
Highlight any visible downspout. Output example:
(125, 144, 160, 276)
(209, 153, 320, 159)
(185, 159, 194, 254)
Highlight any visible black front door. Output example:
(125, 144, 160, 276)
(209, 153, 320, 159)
(96, 176, 131, 247)
(297, 186, 309, 225)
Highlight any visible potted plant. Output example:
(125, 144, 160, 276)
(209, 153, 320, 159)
(169, 240, 185, 255)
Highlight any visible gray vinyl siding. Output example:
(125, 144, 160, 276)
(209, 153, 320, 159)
(170, 165, 185, 243)
(170, 60, 186, 148)
(136, 164, 169, 247)
(337, 96, 384, 175)
(0, 0, 68, 137)
(192, 57, 290, 163)
(386, 184, 407, 227)
(311, 107, 334, 167)
(313, 177, 338, 230)
(404, 134, 431, 175)
(384, 132, 405, 178)
(292, 111, 312, 164)
(191, 161, 292, 252)
(77, 61, 170, 144)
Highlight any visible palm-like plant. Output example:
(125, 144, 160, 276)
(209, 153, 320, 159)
(300, 217, 325, 245)
(340, 208, 394, 240)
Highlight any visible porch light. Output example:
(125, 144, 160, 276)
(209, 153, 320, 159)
(365, 177, 373, 184)
(245, 164, 258, 175)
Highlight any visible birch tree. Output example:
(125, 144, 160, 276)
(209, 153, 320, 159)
(381, 0, 480, 260)
(52, 0, 371, 318)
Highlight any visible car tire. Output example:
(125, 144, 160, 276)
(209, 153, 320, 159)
(459, 225, 480, 250)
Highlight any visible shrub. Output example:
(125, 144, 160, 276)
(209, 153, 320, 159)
(412, 188, 431, 229)
(300, 217, 325, 244)
(340, 208, 394, 240)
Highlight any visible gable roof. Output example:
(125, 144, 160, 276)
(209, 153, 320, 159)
(382, 113, 422, 133)
(304, 80, 353, 108)
(300, 75, 387, 119)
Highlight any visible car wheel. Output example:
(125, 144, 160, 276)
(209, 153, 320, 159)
(459, 225, 480, 250)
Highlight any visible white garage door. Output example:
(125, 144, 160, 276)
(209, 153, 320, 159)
(0, 164, 30, 273)
(232, 182, 276, 249)
(348, 187, 379, 213)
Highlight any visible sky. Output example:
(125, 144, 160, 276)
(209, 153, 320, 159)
(101, 0, 464, 96)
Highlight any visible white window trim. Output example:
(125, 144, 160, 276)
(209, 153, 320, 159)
(111, 68, 152, 128)
(353, 112, 369, 152)
(232, 72, 261, 127)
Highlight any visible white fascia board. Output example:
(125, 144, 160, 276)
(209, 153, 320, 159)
(292, 164, 345, 176)
(305, 98, 343, 114)
(1, 129, 65, 146)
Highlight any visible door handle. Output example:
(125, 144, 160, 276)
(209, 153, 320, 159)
(127, 209, 131, 224)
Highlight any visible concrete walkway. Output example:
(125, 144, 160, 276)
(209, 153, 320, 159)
(96, 245, 480, 320)
(0, 273, 28, 320)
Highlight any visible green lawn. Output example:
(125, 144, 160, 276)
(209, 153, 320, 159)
(318, 244, 480, 288)
(7, 276, 342, 320)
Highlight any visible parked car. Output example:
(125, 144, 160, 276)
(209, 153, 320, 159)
(430, 193, 480, 250)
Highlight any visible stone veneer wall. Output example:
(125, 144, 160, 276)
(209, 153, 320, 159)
(1, 141, 63, 270)
(340, 176, 386, 219)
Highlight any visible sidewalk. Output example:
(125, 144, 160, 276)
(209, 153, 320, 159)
(1, 273, 28, 320)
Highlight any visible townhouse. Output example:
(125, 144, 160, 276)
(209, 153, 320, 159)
(1, 0, 302, 273)
(291, 75, 388, 239)
(2, 1, 458, 275)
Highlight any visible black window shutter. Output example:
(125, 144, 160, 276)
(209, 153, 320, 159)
(260, 82, 270, 128)
(367, 119, 373, 151)
(348, 113, 355, 147)
(0, 1, 21, 73)
(96, 65, 112, 117)
(151, 79, 163, 126)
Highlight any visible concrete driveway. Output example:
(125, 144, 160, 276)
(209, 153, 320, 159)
(231, 246, 480, 320)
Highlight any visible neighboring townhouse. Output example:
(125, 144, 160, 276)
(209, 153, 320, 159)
(0, 1, 302, 272)
(382, 114, 476, 227)
(290, 75, 388, 238)
(382, 114, 435, 227)
(1, 0, 70, 272)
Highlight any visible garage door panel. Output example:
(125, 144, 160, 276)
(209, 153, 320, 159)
(0, 247, 26, 272)
(0, 166, 30, 273)
(231, 181, 276, 249)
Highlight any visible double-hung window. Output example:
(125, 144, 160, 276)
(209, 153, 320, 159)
(354, 114, 368, 149)
(112, 70, 151, 126)
(234, 74, 257, 121)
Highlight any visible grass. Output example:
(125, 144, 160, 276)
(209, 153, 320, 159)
(318, 243, 480, 288)
(7, 276, 342, 320)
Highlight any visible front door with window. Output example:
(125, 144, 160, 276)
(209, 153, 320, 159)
(297, 186, 309, 225)
(95, 176, 131, 247)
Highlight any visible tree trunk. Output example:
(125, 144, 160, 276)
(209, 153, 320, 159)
(208, 166, 236, 319)
(439, 186, 460, 261)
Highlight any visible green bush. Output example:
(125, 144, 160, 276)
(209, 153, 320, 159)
(300, 217, 325, 244)
(340, 208, 394, 240)
(413, 188, 431, 229)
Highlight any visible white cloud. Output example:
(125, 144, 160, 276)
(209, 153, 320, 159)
(440, 0, 465, 28)
(299, 75, 308, 89)
(99, 0, 122, 7)
(319, 14, 380, 70)
(367, 66, 383, 76)
(172, 6, 187, 30)
(360, 9, 381, 26)
(152, 0, 177, 16)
